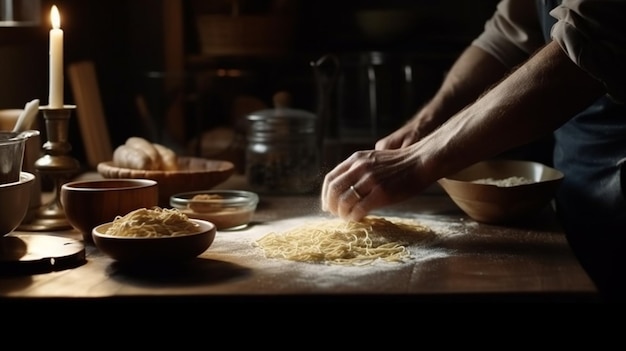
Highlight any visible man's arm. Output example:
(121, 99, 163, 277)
(417, 41, 606, 182)
(376, 45, 509, 150)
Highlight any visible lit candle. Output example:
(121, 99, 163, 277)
(48, 5, 63, 108)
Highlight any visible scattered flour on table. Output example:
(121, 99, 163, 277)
(203, 215, 472, 289)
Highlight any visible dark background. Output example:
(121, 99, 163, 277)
(0, 0, 501, 169)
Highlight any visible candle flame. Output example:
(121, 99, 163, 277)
(51, 5, 60, 29)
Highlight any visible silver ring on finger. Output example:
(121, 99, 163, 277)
(349, 185, 363, 200)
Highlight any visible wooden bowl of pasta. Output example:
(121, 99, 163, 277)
(92, 208, 216, 263)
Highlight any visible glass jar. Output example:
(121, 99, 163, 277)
(245, 107, 320, 194)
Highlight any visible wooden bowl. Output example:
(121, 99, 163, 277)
(97, 156, 235, 206)
(60, 178, 159, 243)
(92, 219, 216, 263)
(438, 160, 564, 224)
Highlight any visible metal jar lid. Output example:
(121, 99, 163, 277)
(246, 107, 317, 140)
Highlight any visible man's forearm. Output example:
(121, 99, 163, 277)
(416, 41, 605, 183)
(418, 45, 510, 128)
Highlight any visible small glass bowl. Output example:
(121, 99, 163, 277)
(170, 190, 259, 230)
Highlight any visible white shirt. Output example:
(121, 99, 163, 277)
(472, 0, 626, 102)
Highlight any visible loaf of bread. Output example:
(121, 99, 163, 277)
(154, 143, 178, 171)
(112, 137, 178, 171)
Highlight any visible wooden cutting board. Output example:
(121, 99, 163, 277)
(0, 234, 85, 275)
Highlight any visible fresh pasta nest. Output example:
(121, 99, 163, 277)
(92, 208, 217, 263)
(105, 207, 201, 238)
(254, 216, 436, 266)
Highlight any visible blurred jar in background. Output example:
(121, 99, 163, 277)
(245, 94, 320, 195)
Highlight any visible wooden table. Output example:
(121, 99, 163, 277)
(0, 175, 599, 303)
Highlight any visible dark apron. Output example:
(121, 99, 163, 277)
(536, 0, 626, 299)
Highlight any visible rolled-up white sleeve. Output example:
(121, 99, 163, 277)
(551, 0, 626, 103)
(471, 0, 545, 68)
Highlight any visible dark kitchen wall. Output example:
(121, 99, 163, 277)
(294, 0, 499, 53)
(1, 0, 501, 167)
(0, 2, 47, 112)
(181, 0, 501, 140)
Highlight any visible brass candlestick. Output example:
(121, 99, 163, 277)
(19, 105, 80, 231)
